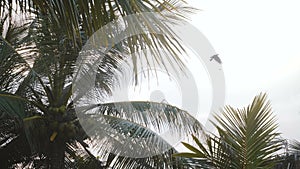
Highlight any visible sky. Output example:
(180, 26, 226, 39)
(85, 0, 300, 151)
(187, 0, 300, 140)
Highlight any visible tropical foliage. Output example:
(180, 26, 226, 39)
(174, 93, 283, 169)
(0, 0, 204, 168)
(274, 140, 300, 169)
(291, 140, 300, 153)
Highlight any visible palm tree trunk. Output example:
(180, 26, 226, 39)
(49, 141, 66, 169)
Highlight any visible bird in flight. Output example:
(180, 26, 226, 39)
(210, 54, 222, 64)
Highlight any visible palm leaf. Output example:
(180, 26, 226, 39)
(213, 93, 281, 169)
(0, 37, 30, 92)
(0, 91, 27, 118)
(174, 93, 282, 169)
(75, 101, 205, 168)
(4, 0, 197, 80)
(290, 140, 300, 153)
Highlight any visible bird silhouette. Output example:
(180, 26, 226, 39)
(210, 54, 222, 64)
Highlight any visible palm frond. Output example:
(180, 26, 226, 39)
(64, 141, 104, 169)
(77, 101, 205, 140)
(0, 106, 36, 168)
(0, 13, 35, 93)
(0, 91, 26, 118)
(0, 37, 30, 92)
(174, 93, 282, 169)
(75, 101, 204, 168)
(0, 92, 49, 155)
(213, 93, 281, 169)
(7, 0, 197, 80)
(290, 140, 300, 153)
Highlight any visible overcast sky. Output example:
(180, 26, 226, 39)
(187, 0, 300, 140)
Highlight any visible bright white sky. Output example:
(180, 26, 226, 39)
(187, 0, 300, 140)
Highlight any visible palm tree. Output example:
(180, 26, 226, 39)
(174, 93, 282, 169)
(0, 1, 204, 168)
(274, 140, 300, 169)
(290, 140, 300, 168)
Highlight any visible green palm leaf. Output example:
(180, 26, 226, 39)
(174, 93, 282, 169)
(3, 0, 196, 78)
(0, 36, 30, 93)
(76, 101, 205, 168)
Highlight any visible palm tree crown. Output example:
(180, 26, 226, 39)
(174, 93, 282, 169)
(0, 0, 202, 168)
